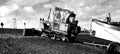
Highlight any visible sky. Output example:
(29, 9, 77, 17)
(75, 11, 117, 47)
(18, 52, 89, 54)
(0, 0, 120, 29)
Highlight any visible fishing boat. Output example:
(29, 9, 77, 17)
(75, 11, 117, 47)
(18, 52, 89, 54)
(92, 13, 120, 43)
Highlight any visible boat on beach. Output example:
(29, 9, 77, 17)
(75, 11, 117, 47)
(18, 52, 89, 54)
(92, 13, 120, 43)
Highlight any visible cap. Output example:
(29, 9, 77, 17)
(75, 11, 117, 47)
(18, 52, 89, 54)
(69, 13, 76, 17)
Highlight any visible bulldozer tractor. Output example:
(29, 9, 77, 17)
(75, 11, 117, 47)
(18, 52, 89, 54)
(40, 7, 81, 42)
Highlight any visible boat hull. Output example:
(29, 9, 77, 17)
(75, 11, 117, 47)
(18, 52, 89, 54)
(92, 19, 120, 43)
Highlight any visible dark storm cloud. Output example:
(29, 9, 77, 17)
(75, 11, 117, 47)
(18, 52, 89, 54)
(0, 0, 8, 6)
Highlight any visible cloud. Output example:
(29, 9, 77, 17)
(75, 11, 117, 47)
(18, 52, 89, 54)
(43, 4, 54, 9)
(115, 10, 120, 14)
(0, 0, 50, 28)
(0, 16, 14, 28)
(0, 0, 120, 29)
(17, 19, 39, 28)
(23, 6, 35, 13)
(0, 3, 19, 16)
(0, 0, 8, 6)
(8, 0, 49, 6)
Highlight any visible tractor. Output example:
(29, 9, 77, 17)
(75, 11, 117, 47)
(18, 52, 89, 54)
(40, 7, 81, 42)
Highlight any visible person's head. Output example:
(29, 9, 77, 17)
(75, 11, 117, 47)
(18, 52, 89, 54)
(1, 22, 4, 28)
(68, 13, 76, 22)
(55, 7, 61, 14)
(108, 13, 111, 16)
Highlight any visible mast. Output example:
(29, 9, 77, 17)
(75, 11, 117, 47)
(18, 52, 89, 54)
(90, 17, 93, 31)
(90, 17, 93, 36)
(108, 13, 111, 18)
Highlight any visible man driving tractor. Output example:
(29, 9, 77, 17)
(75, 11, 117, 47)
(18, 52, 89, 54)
(66, 13, 80, 42)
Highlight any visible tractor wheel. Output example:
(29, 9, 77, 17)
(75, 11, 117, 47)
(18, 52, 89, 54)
(107, 42, 120, 54)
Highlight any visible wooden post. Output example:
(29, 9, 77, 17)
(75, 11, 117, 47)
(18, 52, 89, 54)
(23, 22, 26, 36)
